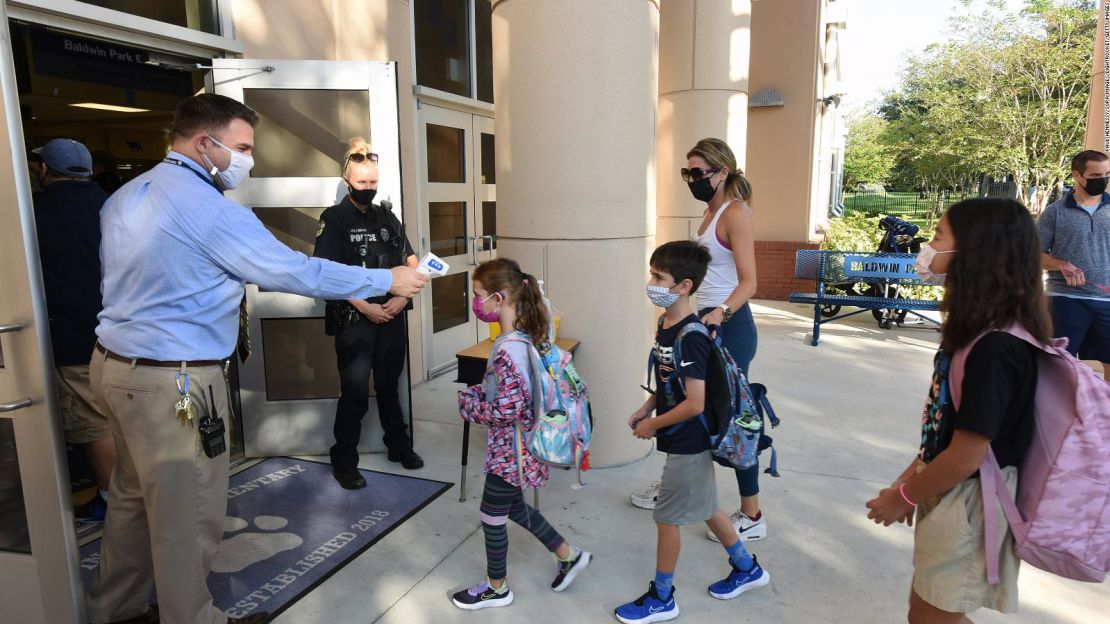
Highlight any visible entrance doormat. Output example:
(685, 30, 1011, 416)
(79, 457, 452, 621)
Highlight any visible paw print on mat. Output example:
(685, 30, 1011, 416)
(213, 515, 303, 574)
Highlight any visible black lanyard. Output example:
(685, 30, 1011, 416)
(163, 157, 220, 191)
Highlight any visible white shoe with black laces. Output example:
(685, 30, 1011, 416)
(706, 510, 767, 543)
(630, 480, 661, 510)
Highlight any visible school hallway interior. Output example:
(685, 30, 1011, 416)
(253, 301, 1110, 624)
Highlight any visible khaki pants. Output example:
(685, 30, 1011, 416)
(55, 365, 111, 444)
(86, 352, 231, 624)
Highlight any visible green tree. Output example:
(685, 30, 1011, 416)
(843, 114, 895, 190)
(880, 0, 1095, 214)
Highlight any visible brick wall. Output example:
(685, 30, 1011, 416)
(754, 240, 820, 301)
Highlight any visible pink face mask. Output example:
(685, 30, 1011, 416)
(472, 291, 503, 323)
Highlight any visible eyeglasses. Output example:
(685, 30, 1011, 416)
(343, 152, 379, 170)
(680, 166, 721, 183)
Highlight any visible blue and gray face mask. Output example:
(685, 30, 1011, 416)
(646, 283, 681, 308)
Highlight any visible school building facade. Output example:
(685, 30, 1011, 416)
(0, 1, 845, 620)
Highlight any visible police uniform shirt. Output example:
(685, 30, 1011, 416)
(313, 195, 415, 305)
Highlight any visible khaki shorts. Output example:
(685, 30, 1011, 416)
(913, 466, 1020, 615)
(653, 451, 719, 525)
(55, 365, 111, 444)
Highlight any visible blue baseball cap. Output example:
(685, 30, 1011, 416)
(36, 138, 93, 177)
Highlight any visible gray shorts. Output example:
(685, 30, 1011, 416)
(653, 451, 719, 525)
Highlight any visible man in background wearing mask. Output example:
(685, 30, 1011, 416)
(32, 138, 115, 523)
(1038, 149, 1110, 380)
(313, 140, 423, 491)
(89, 95, 428, 624)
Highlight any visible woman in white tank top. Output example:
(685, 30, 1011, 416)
(630, 139, 767, 544)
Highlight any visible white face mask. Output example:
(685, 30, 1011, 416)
(915, 242, 955, 286)
(202, 135, 254, 190)
(646, 283, 681, 308)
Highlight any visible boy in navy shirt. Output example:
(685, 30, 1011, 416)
(615, 240, 770, 623)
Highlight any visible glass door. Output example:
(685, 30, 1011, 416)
(211, 59, 409, 457)
(418, 105, 496, 376)
(0, 5, 84, 620)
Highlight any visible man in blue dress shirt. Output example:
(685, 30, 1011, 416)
(85, 94, 427, 624)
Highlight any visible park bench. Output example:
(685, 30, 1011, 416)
(789, 250, 941, 346)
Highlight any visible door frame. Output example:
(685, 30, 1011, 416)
(0, 5, 84, 621)
(415, 104, 495, 378)
(211, 59, 410, 457)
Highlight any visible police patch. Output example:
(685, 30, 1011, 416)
(316, 220, 326, 238)
(380, 227, 391, 242)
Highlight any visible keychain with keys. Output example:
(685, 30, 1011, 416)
(175, 371, 195, 426)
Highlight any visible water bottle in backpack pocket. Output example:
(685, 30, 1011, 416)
(711, 400, 762, 470)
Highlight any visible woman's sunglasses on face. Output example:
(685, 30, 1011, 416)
(680, 166, 721, 183)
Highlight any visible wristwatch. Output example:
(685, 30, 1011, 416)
(717, 303, 733, 322)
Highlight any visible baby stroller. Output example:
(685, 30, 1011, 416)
(866, 216, 927, 328)
(820, 216, 927, 326)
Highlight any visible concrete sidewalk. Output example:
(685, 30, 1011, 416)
(272, 301, 1109, 624)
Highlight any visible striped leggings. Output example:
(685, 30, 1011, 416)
(480, 473, 566, 580)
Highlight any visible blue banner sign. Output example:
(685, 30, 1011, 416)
(844, 255, 918, 279)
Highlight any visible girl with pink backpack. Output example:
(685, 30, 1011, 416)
(866, 198, 1055, 622)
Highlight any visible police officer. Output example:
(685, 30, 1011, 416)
(314, 139, 423, 490)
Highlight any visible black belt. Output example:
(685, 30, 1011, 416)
(95, 343, 225, 368)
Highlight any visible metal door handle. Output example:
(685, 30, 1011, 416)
(0, 398, 32, 413)
(481, 235, 495, 260)
(0, 324, 32, 414)
(470, 235, 480, 267)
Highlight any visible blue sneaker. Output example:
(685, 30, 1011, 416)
(708, 556, 770, 600)
(614, 581, 679, 623)
(76, 493, 107, 522)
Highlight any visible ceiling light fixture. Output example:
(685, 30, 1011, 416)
(69, 102, 150, 113)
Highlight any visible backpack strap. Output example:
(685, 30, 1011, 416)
(498, 332, 543, 507)
(663, 322, 713, 435)
(749, 383, 780, 428)
(644, 315, 666, 394)
(979, 447, 1027, 584)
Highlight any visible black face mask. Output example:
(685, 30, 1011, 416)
(349, 186, 377, 205)
(1082, 176, 1109, 197)
(687, 176, 721, 203)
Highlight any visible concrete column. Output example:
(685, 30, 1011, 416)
(1085, 0, 1109, 151)
(656, 0, 751, 244)
(492, 0, 660, 465)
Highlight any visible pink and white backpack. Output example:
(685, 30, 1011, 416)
(950, 325, 1110, 584)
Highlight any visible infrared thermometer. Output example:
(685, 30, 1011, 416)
(417, 252, 450, 277)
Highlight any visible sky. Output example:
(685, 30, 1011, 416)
(839, 0, 1028, 112)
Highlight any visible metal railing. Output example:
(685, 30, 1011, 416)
(842, 189, 976, 219)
